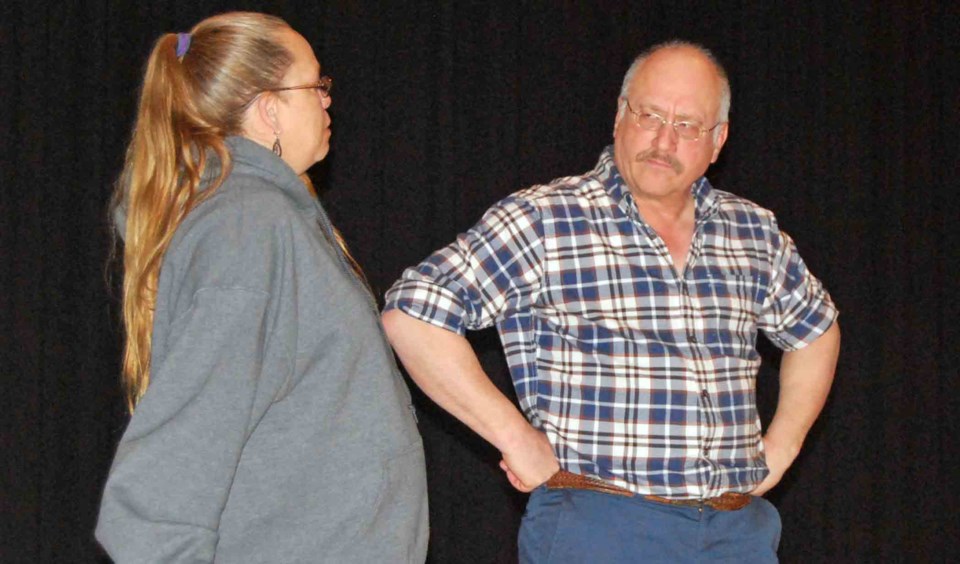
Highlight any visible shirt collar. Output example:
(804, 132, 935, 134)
(595, 145, 720, 224)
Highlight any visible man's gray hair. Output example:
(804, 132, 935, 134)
(618, 40, 731, 126)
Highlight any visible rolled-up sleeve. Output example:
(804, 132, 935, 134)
(384, 196, 544, 334)
(758, 220, 839, 350)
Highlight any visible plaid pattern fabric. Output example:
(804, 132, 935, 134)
(385, 146, 837, 498)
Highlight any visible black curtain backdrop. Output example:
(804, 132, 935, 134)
(2, 1, 958, 562)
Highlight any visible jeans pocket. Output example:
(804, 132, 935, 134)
(520, 488, 568, 564)
(753, 496, 782, 553)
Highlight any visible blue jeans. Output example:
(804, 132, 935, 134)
(519, 487, 781, 563)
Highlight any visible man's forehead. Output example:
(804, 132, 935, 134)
(636, 48, 718, 84)
(627, 50, 721, 111)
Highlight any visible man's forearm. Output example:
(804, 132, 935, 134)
(381, 309, 558, 490)
(754, 321, 840, 494)
(767, 321, 841, 452)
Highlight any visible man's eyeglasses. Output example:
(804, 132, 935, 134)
(268, 75, 332, 98)
(622, 98, 721, 142)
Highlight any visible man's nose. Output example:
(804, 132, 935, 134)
(652, 121, 678, 151)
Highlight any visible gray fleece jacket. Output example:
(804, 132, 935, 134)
(96, 137, 428, 563)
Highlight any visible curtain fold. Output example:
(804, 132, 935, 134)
(2, 1, 956, 561)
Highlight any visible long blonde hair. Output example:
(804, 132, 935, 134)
(114, 12, 293, 411)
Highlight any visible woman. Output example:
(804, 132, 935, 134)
(96, 12, 428, 562)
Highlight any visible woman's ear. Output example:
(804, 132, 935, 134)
(241, 92, 281, 148)
(255, 92, 281, 135)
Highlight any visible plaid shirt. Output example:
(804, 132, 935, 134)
(384, 147, 837, 498)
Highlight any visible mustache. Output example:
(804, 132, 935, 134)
(635, 149, 683, 173)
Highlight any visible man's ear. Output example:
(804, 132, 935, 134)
(612, 99, 626, 138)
(710, 122, 729, 163)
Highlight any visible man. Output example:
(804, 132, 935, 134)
(383, 41, 840, 562)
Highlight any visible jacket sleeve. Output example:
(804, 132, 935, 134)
(95, 286, 287, 563)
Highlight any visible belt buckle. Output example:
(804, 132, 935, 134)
(704, 492, 752, 511)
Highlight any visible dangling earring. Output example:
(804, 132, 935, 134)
(272, 131, 282, 157)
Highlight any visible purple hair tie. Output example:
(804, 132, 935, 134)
(175, 33, 191, 58)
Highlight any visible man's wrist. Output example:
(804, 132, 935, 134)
(497, 420, 538, 454)
(763, 433, 803, 464)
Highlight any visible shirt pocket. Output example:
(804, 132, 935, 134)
(696, 267, 762, 358)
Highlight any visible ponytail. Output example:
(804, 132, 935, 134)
(114, 13, 292, 411)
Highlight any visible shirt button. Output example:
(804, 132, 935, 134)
(689, 335, 698, 343)
(701, 389, 708, 399)
(703, 447, 710, 455)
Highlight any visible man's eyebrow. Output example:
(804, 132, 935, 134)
(642, 103, 702, 122)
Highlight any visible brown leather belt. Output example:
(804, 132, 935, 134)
(544, 469, 752, 511)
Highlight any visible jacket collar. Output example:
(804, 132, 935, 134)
(224, 136, 316, 211)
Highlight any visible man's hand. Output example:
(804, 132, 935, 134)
(498, 426, 559, 492)
(750, 435, 800, 496)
